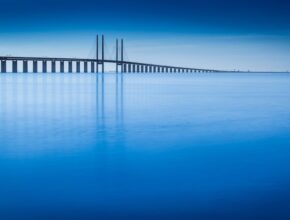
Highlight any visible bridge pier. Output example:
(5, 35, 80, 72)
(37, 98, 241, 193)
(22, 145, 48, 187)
(127, 64, 131, 73)
(1, 60, 6, 73)
(123, 63, 127, 73)
(12, 60, 17, 73)
(91, 62, 95, 73)
(33, 61, 38, 72)
(76, 62, 80, 73)
(69, 61, 73, 73)
(60, 61, 64, 73)
(23, 60, 28, 73)
(84, 62, 88, 73)
(51, 61, 56, 73)
(43, 61, 47, 73)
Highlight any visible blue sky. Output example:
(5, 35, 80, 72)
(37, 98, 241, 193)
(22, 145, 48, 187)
(1, 0, 290, 71)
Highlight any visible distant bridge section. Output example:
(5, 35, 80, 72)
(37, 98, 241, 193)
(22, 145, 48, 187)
(0, 35, 228, 74)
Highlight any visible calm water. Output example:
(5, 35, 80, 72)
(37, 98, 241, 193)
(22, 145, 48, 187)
(1, 72, 290, 219)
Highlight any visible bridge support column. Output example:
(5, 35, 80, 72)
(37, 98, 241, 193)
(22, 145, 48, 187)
(33, 61, 38, 73)
(91, 62, 95, 73)
(23, 61, 28, 73)
(52, 61, 56, 73)
(69, 61, 73, 73)
(84, 62, 88, 73)
(128, 64, 131, 73)
(123, 63, 127, 73)
(140, 65, 143, 73)
(12, 60, 17, 73)
(76, 62, 80, 73)
(1, 60, 6, 73)
(60, 61, 64, 73)
(145, 65, 148, 73)
(43, 61, 47, 73)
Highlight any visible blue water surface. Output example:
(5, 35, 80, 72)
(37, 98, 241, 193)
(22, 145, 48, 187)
(0, 73, 290, 219)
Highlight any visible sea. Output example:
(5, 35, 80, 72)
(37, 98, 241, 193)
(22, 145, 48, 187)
(1, 72, 290, 219)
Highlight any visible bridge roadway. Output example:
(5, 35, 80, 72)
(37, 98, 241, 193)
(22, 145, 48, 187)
(0, 56, 224, 73)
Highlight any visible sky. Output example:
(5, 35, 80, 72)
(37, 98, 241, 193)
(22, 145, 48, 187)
(0, 0, 290, 71)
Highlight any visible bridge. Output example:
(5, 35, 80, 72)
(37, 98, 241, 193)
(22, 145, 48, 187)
(0, 35, 228, 74)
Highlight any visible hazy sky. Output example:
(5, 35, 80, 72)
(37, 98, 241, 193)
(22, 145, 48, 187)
(1, 0, 290, 71)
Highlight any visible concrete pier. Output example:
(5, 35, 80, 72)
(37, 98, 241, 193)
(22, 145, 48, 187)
(60, 61, 64, 73)
(69, 61, 73, 72)
(1, 60, 6, 73)
(23, 61, 28, 73)
(33, 61, 38, 72)
(12, 60, 17, 73)
(43, 61, 47, 73)
(52, 61, 56, 73)
(128, 64, 131, 73)
(77, 62, 80, 73)
(123, 63, 127, 73)
(91, 62, 95, 73)
(84, 62, 88, 73)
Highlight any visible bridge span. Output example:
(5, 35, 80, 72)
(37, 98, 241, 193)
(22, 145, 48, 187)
(0, 35, 227, 74)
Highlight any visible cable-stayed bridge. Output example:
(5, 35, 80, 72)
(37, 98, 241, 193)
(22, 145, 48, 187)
(0, 35, 231, 73)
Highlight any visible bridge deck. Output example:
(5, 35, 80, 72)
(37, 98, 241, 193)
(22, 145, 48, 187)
(0, 56, 223, 72)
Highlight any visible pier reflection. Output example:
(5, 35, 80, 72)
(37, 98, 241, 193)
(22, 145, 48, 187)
(96, 72, 124, 136)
